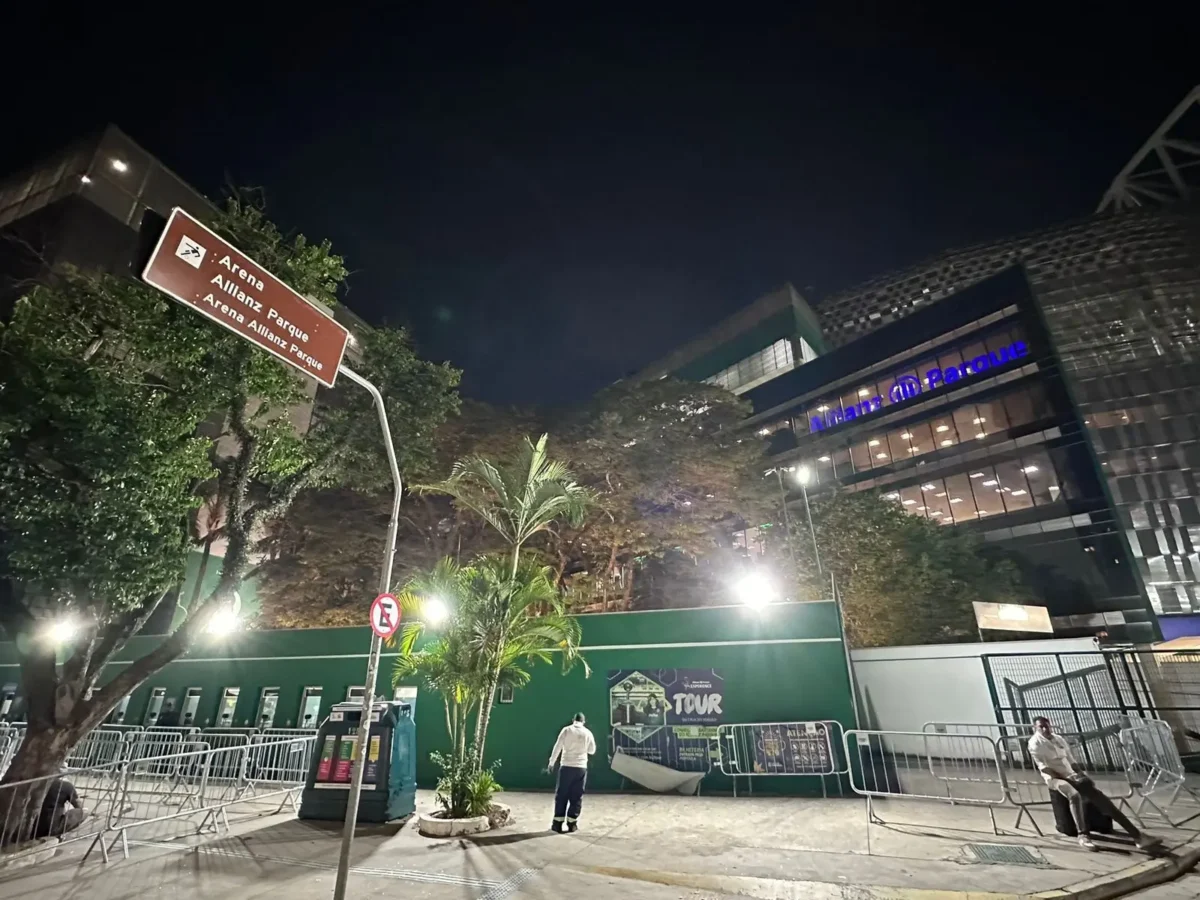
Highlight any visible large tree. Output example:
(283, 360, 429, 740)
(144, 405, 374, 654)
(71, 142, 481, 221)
(0, 196, 459, 788)
(789, 489, 1038, 648)
(253, 400, 532, 625)
(256, 380, 777, 616)
(549, 378, 775, 609)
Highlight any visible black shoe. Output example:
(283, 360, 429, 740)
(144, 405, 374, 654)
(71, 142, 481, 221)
(566, 822, 578, 833)
(550, 823, 564, 833)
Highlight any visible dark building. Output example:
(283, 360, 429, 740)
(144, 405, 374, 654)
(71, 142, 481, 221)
(640, 205, 1200, 640)
(745, 267, 1156, 640)
(809, 209, 1200, 630)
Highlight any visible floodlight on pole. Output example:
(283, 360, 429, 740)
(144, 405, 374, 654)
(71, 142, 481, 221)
(424, 596, 450, 626)
(46, 618, 77, 645)
(733, 571, 777, 608)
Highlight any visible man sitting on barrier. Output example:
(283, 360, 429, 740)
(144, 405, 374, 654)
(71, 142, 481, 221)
(1028, 717, 1159, 852)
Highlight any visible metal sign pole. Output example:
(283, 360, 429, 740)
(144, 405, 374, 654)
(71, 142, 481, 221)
(332, 364, 402, 900)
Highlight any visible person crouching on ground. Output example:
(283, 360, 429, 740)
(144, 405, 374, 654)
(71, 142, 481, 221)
(547, 712, 595, 833)
(35, 777, 86, 839)
(1028, 716, 1160, 852)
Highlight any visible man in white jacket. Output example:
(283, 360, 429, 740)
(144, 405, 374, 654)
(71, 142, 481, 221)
(1028, 716, 1159, 852)
(547, 712, 596, 833)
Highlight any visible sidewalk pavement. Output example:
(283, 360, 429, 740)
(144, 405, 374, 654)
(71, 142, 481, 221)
(0, 789, 1197, 900)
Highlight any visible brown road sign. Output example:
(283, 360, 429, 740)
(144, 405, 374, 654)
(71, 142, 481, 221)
(143, 207, 350, 387)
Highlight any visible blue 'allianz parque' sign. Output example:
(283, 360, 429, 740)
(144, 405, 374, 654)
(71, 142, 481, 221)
(809, 340, 1029, 432)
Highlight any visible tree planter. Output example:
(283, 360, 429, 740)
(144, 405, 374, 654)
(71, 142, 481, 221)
(416, 812, 490, 838)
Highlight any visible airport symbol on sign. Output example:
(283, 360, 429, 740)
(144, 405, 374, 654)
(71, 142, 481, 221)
(370, 593, 401, 639)
(175, 235, 206, 268)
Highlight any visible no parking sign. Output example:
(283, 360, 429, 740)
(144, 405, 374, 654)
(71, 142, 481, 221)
(370, 593, 401, 639)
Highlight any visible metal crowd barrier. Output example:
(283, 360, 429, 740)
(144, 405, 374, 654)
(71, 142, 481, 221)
(716, 721, 848, 797)
(848, 726, 1146, 836)
(0, 762, 125, 865)
(1120, 718, 1200, 827)
(844, 730, 1008, 829)
(84, 734, 317, 862)
(0, 724, 316, 866)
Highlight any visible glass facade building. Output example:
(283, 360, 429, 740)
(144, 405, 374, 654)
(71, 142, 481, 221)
(809, 210, 1200, 625)
(746, 267, 1159, 641)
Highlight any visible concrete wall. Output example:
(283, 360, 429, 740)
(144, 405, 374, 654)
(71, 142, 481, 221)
(851, 636, 1099, 737)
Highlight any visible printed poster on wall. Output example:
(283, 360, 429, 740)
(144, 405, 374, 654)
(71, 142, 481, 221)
(608, 669, 723, 773)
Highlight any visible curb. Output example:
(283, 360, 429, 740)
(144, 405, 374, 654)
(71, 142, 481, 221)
(1032, 836, 1200, 900)
(569, 836, 1200, 900)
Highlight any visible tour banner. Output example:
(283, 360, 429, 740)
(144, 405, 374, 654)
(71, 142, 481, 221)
(608, 669, 723, 773)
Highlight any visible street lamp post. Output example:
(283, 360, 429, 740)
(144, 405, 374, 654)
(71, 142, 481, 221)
(782, 464, 860, 728)
(793, 465, 822, 576)
(773, 467, 800, 573)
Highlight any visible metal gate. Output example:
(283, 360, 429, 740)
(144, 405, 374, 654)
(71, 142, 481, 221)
(982, 648, 1200, 766)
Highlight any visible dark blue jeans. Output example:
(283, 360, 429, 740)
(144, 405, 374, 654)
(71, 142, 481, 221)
(553, 766, 587, 825)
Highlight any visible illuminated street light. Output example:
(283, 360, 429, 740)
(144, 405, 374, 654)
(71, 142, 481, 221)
(206, 607, 240, 635)
(424, 596, 450, 626)
(46, 619, 77, 645)
(733, 571, 777, 608)
(794, 465, 812, 486)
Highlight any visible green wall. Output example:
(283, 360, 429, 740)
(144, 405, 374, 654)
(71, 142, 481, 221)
(0, 602, 854, 794)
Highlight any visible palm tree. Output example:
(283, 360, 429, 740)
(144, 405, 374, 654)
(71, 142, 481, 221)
(392, 553, 589, 768)
(415, 434, 592, 765)
(415, 434, 592, 579)
(460, 556, 589, 763)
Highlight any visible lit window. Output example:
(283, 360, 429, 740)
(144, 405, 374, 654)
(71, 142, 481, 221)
(975, 432, 987, 439)
(876, 452, 888, 459)
(858, 388, 870, 397)
(757, 428, 771, 436)
(868, 439, 880, 447)
(900, 432, 913, 440)
(973, 417, 986, 425)
(908, 446, 919, 453)
(80, 174, 92, 184)
(981, 479, 998, 486)
(930, 510, 943, 517)
(1011, 489, 1027, 496)
(818, 456, 831, 462)
(935, 425, 950, 433)
(902, 499, 916, 506)
(921, 483, 936, 491)
(941, 440, 953, 447)
(916, 506, 927, 511)
(950, 497, 963, 504)
(1021, 465, 1039, 474)
(883, 492, 900, 500)
(970, 472, 985, 479)
(110, 158, 129, 173)
(935, 492, 946, 497)
(817, 405, 829, 412)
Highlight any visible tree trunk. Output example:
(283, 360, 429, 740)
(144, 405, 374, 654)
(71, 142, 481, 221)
(622, 565, 635, 609)
(0, 725, 84, 847)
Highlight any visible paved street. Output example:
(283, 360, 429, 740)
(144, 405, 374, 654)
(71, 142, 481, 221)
(0, 789, 1196, 900)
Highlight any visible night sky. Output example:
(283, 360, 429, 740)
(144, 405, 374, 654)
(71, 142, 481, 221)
(6, 9, 1196, 405)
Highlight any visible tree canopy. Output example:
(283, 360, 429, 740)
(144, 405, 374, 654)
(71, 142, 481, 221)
(791, 488, 1038, 647)
(0, 194, 459, 782)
